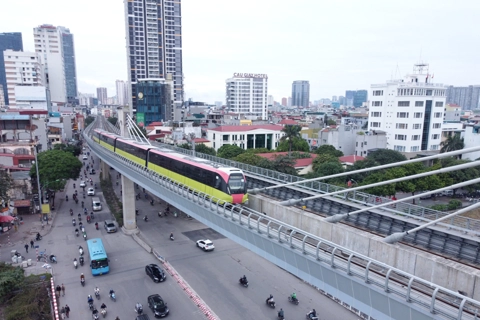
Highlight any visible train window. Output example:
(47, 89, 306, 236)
(228, 173, 245, 194)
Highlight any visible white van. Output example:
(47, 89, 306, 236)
(92, 197, 102, 211)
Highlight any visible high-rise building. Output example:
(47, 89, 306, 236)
(345, 90, 355, 107)
(136, 78, 173, 126)
(115, 80, 128, 106)
(33, 25, 69, 104)
(353, 90, 368, 107)
(96, 87, 107, 105)
(446, 85, 480, 110)
(57, 27, 78, 105)
(124, 0, 184, 112)
(0, 32, 23, 106)
(226, 73, 268, 120)
(368, 63, 446, 154)
(3, 50, 45, 106)
(291, 80, 310, 107)
(281, 97, 287, 106)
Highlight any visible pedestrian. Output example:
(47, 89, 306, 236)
(56, 285, 61, 298)
(61, 283, 65, 296)
(64, 304, 70, 318)
(30, 240, 34, 248)
(60, 307, 66, 320)
(24, 244, 29, 253)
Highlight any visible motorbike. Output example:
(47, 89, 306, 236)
(95, 289, 100, 300)
(170, 235, 174, 241)
(66, 195, 68, 202)
(266, 299, 276, 308)
(83, 232, 87, 241)
(288, 296, 299, 305)
(239, 278, 249, 287)
(80, 256, 84, 266)
(87, 215, 91, 223)
(278, 311, 285, 320)
(70, 209, 73, 216)
(110, 292, 116, 302)
(88, 297, 94, 310)
(75, 229, 79, 237)
(92, 310, 99, 320)
(95, 222, 99, 230)
(81, 278, 85, 286)
(74, 258, 78, 269)
(150, 199, 154, 206)
(36, 234, 42, 241)
(135, 304, 143, 315)
(143, 216, 148, 222)
(72, 219, 76, 226)
(79, 246, 84, 256)
(49, 255, 57, 263)
(100, 308, 107, 318)
(306, 312, 318, 320)
(81, 202, 84, 208)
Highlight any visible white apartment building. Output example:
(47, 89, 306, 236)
(33, 24, 67, 104)
(368, 63, 447, 153)
(116, 80, 128, 106)
(3, 50, 45, 106)
(206, 124, 284, 151)
(226, 73, 268, 120)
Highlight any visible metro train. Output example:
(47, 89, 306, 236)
(92, 129, 248, 204)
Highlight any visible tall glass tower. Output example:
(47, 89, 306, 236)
(58, 27, 78, 105)
(291, 80, 310, 108)
(124, 0, 184, 114)
(0, 32, 23, 106)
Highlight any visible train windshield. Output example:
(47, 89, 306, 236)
(228, 173, 245, 194)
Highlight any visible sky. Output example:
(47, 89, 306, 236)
(2, 0, 480, 104)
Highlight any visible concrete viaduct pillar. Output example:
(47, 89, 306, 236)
(121, 175, 138, 234)
(100, 160, 110, 180)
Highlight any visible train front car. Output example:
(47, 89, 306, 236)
(221, 168, 248, 204)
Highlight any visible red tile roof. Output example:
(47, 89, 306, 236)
(194, 138, 210, 143)
(279, 119, 298, 125)
(339, 155, 365, 163)
(148, 122, 163, 126)
(209, 124, 284, 132)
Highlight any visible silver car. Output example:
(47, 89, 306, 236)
(104, 220, 117, 233)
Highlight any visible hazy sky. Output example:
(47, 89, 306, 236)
(2, 0, 480, 103)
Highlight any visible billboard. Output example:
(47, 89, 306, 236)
(136, 113, 145, 127)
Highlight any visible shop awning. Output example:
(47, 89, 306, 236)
(13, 200, 31, 207)
(0, 215, 14, 222)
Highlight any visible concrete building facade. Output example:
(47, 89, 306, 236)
(206, 124, 284, 151)
(368, 63, 447, 153)
(354, 130, 388, 156)
(124, 0, 184, 111)
(317, 124, 359, 156)
(0, 32, 23, 106)
(116, 80, 128, 106)
(291, 80, 310, 108)
(226, 73, 268, 120)
(446, 85, 480, 110)
(96, 87, 107, 105)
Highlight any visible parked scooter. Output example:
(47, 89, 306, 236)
(49, 255, 57, 264)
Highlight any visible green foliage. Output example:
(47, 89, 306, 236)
(217, 144, 245, 159)
(0, 263, 24, 299)
(178, 143, 191, 150)
(312, 154, 339, 171)
(290, 151, 311, 159)
(85, 116, 95, 127)
(327, 119, 336, 126)
(439, 158, 480, 193)
(313, 161, 344, 179)
(367, 149, 407, 165)
(234, 153, 264, 166)
(271, 155, 297, 175)
(440, 133, 464, 156)
(195, 144, 216, 156)
(245, 148, 271, 154)
(53, 143, 81, 157)
(448, 199, 462, 210)
(0, 170, 13, 207)
(100, 178, 123, 227)
(276, 138, 310, 152)
(107, 117, 118, 126)
(280, 125, 303, 154)
(30, 150, 82, 193)
(314, 144, 344, 157)
(430, 204, 447, 211)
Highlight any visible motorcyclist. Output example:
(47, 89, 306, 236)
(92, 306, 99, 318)
(95, 222, 99, 230)
(81, 201, 84, 208)
(75, 228, 79, 236)
(266, 294, 274, 305)
(241, 275, 247, 284)
(291, 292, 297, 302)
(109, 289, 115, 297)
(95, 287, 100, 296)
(278, 308, 284, 318)
(87, 294, 93, 305)
(36, 232, 41, 241)
(70, 208, 73, 215)
(307, 309, 317, 319)
(66, 195, 68, 201)
(81, 273, 85, 282)
(135, 302, 143, 314)
(73, 258, 78, 267)
(170, 232, 174, 240)
(101, 303, 107, 310)
(72, 218, 76, 225)
(73, 183, 76, 188)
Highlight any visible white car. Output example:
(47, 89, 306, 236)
(79, 181, 86, 188)
(82, 155, 88, 160)
(196, 239, 215, 251)
(87, 188, 95, 196)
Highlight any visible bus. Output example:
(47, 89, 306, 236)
(87, 238, 109, 275)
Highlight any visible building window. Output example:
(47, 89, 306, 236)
(372, 90, 383, 96)
(394, 145, 406, 152)
(396, 112, 409, 118)
(435, 101, 444, 107)
(426, 90, 433, 96)
(413, 123, 422, 129)
(371, 112, 382, 117)
(371, 101, 382, 106)
(431, 134, 440, 139)
(431, 145, 439, 150)
(370, 122, 381, 128)
(395, 134, 407, 140)
(415, 101, 424, 107)
(396, 123, 408, 129)
(411, 135, 421, 140)
(414, 112, 423, 118)
(398, 101, 410, 107)
(434, 112, 442, 118)
(432, 123, 441, 129)
(213, 134, 215, 140)
(410, 146, 419, 152)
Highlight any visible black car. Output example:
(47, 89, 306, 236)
(145, 264, 166, 283)
(147, 294, 169, 318)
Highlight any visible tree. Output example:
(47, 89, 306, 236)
(271, 155, 297, 175)
(30, 150, 82, 203)
(107, 117, 118, 126)
(280, 125, 302, 154)
(314, 144, 344, 157)
(276, 138, 310, 152)
(0, 170, 13, 207)
(246, 148, 271, 154)
(85, 116, 95, 127)
(53, 143, 81, 157)
(217, 144, 245, 159)
(440, 133, 464, 158)
(195, 144, 216, 156)
(312, 154, 339, 171)
(367, 149, 407, 165)
(313, 161, 344, 179)
(233, 153, 265, 166)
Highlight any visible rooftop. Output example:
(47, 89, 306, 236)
(209, 124, 284, 132)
